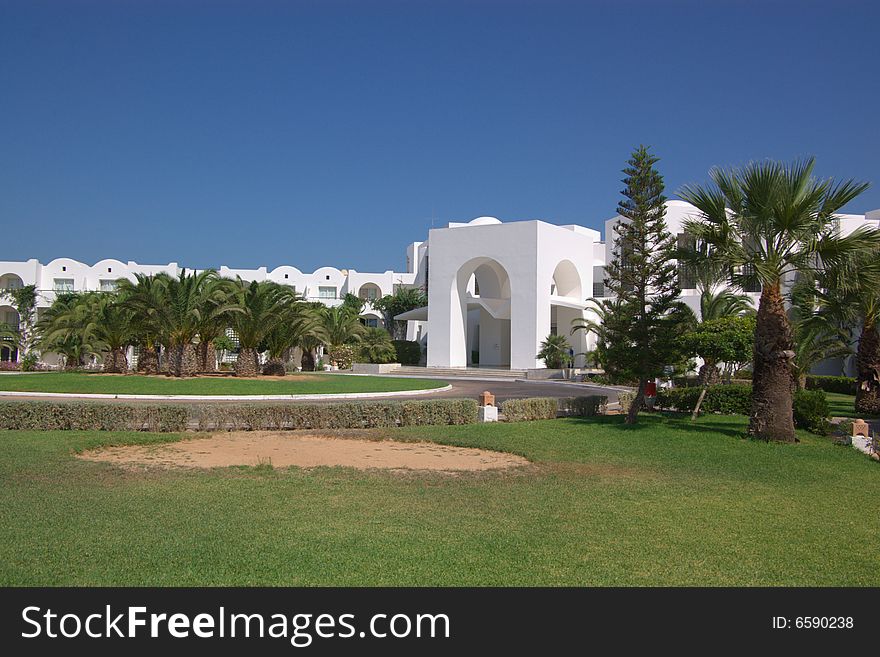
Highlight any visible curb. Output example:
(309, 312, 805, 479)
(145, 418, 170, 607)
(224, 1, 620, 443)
(0, 384, 453, 402)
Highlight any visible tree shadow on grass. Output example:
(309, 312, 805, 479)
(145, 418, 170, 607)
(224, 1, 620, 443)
(565, 412, 749, 439)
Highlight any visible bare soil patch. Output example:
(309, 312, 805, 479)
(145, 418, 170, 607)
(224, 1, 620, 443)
(78, 431, 529, 472)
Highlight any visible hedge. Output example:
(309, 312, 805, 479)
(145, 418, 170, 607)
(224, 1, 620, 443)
(805, 375, 857, 395)
(558, 395, 608, 417)
(391, 340, 422, 365)
(0, 399, 479, 432)
(500, 397, 558, 421)
(0, 402, 188, 432)
(190, 399, 479, 431)
(792, 389, 831, 435)
(656, 384, 752, 415)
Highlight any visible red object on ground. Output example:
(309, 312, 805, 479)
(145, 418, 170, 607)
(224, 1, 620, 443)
(645, 381, 657, 397)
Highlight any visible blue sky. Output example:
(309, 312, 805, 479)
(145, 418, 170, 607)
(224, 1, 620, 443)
(2, 0, 878, 272)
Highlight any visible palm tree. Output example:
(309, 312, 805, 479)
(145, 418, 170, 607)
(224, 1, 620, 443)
(262, 303, 322, 375)
(320, 305, 366, 351)
(91, 293, 134, 373)
(36, 292, 104, 369)
(359, 326, 397, 364)
(117, 273, 167, 374)
(537, 333, 571, 370)
(153, 270, 228, 377)
(679, 157, 878, 441)
(227, 279, 296, 377)
(807, 251, 880, 413)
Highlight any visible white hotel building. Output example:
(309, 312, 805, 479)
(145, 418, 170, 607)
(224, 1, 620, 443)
(2, 201, 879, 372)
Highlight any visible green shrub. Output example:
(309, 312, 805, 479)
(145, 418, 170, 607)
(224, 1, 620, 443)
(558, 395, 608, 417)
(392, 340, 422, 365)
(656, 384, 752, 415)
(793, 389, 831, 435)
(0, 401, 188, 432)
(189, 398, 479, 431)
(805, 375, 857, 395)
(0, 399, 479, 432)
(617, 391, 635, 413)
(500, 397, 558, 421)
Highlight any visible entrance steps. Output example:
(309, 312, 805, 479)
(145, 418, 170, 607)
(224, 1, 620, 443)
(393, 366, 527, 380)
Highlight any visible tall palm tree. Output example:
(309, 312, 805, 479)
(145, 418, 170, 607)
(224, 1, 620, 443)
(679, 157, 878, 441)
(808, 251, 880, 413)
(227, 279, 296, 377)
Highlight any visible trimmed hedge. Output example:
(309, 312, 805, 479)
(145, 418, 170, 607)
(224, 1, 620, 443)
(0, 399, 478, 432)
(0, 402, 188, 432)
(793, 389, 831, 435)
(805, 375, 857, 395)
(500, 397, 558, 422)
(656, 384, 752, 415)
(190, 399, 478, 431)
(558, 395, 608, 417)
(391, 340, 422, 365)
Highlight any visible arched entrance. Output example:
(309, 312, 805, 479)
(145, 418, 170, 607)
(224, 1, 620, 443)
(550, 260, 586, 367)
(453, 258, 511, 368)
(0, 305, 20, 362)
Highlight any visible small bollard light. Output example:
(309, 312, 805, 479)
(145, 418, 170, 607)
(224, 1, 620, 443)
(478, 391, 498, 422)
(852, 419, 870, 438)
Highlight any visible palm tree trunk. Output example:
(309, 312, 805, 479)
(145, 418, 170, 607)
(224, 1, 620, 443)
(235, 347, 259, 377)
(167, 343, 199, 377)
(301, 349, 316, 372)
(856, 322, 880, 414)
(626, 378, 646, 424)
(138, 345, 159, 375)
(104, 348, 128, 373)
(197, 340, 216, 372)
(748, 283, 796, 442)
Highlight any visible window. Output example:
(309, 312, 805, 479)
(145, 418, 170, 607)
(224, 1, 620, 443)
(99, 279, 117, 292)
(358, 285, 380, 301)
(53, 279, 74, 292)
(364, 318, 379, 328)
(592, 266, 606, 298)
(677, 233, 697, 290)
(318, 286, 337, 299)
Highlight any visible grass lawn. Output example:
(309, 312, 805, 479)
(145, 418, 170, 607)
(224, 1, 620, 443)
(0, 372, 445, 395)
(2, 414, 878, 586)
(826, 392, 880, 419)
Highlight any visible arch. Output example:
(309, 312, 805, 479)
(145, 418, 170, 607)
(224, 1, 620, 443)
(0, 304, 19, 362)
(551, 259, 582, 298)
(357, 282, 383, 301)
(452, 257, 512, 367)
(0, 273, 24, 290)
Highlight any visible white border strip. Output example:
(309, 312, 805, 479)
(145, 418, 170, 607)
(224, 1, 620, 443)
(0, 384, 452, 402)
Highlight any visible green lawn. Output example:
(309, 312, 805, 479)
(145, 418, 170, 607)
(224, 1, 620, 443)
(0, 372, 445, 395)
(2, 414, 878, 586)
(826, 392, 880, 419)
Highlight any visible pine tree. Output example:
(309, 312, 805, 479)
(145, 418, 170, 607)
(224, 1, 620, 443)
(603, 146, 682, 424)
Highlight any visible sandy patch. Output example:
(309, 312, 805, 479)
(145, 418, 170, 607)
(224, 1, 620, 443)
(78, 431, 529, 472)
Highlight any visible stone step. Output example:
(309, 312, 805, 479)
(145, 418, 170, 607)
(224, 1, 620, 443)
(394, 366, 527, 379)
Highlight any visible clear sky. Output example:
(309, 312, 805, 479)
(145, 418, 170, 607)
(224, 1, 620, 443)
(2, 0, 878, 273)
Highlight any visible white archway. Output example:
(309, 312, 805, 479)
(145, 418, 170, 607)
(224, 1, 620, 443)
(453, 257, 512, 367)
(550, 260, 586, 367)
(0, 273, 24, 290)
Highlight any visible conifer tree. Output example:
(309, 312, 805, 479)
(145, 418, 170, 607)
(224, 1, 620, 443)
(603, 146, 682, 424)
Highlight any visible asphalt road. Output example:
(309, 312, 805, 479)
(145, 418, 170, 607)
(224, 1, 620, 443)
(0, 377, 622, 404)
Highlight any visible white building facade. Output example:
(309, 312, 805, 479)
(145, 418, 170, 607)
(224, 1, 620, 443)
(2, 201, 879, 371)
